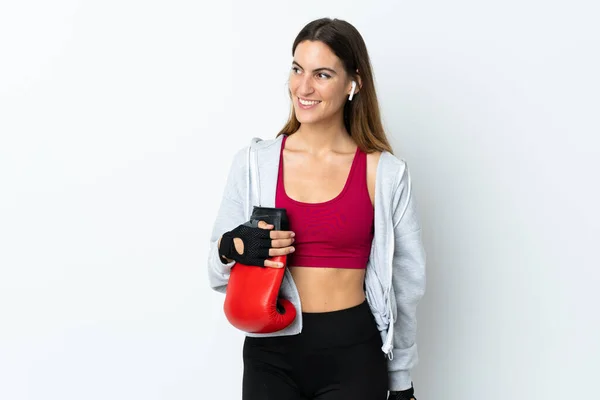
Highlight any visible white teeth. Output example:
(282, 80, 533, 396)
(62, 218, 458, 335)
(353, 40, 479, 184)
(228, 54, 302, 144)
(299, 98, 321, 106)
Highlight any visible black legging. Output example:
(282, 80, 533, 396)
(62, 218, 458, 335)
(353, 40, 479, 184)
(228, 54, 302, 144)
(242, 300, 388, 400)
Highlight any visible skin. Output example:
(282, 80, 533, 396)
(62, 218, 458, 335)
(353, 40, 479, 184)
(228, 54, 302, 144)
(220, 40, 382, 311)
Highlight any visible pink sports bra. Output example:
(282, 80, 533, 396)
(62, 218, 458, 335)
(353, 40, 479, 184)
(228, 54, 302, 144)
(275, 135, 374, 269)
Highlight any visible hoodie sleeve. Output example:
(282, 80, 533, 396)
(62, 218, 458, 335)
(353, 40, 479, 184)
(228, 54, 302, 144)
(207, 146, 249, 294)
(387, 161, 427, 391)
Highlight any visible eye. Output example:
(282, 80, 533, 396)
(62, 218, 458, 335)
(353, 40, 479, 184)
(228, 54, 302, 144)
(317, 72, 331, 79)
(291, 66, 301, 74)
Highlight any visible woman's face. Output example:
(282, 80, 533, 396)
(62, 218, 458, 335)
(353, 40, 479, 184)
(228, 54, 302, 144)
(289, 40, 354, 126)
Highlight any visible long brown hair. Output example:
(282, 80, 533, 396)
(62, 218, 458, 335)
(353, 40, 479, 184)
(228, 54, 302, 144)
(277, 18, 394, 154)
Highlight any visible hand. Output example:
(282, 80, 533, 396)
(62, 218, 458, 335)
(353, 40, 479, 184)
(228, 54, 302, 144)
(218, 220, 295, 268)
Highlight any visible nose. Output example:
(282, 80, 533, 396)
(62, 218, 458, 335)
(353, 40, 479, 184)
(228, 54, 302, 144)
(296, 74, 314, 96)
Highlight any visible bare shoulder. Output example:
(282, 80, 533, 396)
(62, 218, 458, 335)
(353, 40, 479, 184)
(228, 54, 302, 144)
(366, 151, 382, 206)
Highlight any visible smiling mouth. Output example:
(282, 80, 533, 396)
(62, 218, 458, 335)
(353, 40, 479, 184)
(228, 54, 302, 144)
(297, 97, 322, 107)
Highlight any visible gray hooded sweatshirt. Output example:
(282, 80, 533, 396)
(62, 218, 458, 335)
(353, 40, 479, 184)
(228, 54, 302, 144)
(207, 134, 426, 391)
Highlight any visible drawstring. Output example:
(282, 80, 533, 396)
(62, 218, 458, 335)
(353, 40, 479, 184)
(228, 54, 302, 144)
(382, 299, 395, 359)
(254, 144, 261, 207)
(245, 146, 251, 220)
(248, 138, 262, 210)
(246, 140, 261, 219)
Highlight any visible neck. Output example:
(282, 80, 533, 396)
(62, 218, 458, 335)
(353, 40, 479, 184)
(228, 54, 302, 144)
(292, 113, 352, 154)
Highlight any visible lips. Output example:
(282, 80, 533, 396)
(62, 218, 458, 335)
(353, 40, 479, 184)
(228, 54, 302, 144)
(297, 97, 321, 109)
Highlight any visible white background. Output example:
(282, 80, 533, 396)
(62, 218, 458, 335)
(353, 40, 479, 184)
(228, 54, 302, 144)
(1, 1, 599, 399)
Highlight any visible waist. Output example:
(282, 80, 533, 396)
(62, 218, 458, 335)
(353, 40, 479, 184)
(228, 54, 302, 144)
(244, 300, 379, 349)
(289, 266, 366, 312)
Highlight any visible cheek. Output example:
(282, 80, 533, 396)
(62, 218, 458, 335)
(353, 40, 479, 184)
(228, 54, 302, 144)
(288, 76, 301, 94)
(321, 84, 346, 106)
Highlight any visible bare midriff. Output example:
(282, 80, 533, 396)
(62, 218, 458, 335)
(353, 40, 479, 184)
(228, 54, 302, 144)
(289, 266, 366, 312)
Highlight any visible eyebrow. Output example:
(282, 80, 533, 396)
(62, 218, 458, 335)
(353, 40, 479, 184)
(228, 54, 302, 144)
(292, 61, 337, 75)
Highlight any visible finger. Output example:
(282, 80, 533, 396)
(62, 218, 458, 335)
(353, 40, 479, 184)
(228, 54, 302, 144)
(257, 220, 274, 230)
(263, 259, 285, 268)
(268, 246, 295, 257)
(269, 230, 296, 240)
(270, 238, 294, 248)
(233, 237, 244, 255)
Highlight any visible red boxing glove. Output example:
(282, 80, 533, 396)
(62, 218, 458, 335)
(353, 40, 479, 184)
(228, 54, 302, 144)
(223, 207, 297, 333)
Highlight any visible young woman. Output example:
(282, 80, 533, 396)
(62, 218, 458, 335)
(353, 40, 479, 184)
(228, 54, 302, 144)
(208, 17, 426, 400)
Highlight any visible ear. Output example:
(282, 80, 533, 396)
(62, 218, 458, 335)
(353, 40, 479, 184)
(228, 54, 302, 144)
(352, 69, 363, 94)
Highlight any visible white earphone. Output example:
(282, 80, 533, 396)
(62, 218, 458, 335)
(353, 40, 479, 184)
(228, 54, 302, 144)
(349, 81, 357, 101)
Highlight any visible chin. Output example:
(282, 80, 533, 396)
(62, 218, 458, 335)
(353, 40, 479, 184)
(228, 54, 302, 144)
(296, 115, 320, 124)
(294, 109, 325, 125)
